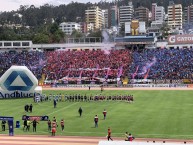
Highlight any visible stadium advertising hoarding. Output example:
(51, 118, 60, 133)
(168, 34, 193, 45)
(0, 116, 14, 136)
(0, 66, 41, 99)
(132, 84, 187, 88)
(22, 115, 49, 121)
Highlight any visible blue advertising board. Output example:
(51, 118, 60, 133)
(0, 116, 14, 136)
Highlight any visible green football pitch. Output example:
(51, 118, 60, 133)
(0, 90, 193, 139)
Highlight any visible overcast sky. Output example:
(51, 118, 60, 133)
(0, 0, 111, 12)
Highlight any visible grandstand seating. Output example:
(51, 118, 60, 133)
(0, 48, 193, 84)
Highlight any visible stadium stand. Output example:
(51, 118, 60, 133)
(0, 48, 193, 85)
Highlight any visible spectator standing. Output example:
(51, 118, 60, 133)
(47, 120, 51, 132)
(52, 121, 57, 136)
(54, 99, 57, 108)
(32, 119, 39, 132)
(103, 109, 107, 120)
(23, 119, 27, 131)
(94, 115, 98, 128)
(24, 104, 28, 112)
(29, 104, 33, 113)
(78, 107, 83, 117)
(26, 119, 31, 131)
(101, 85, 104, 93)
(26, 104, 29, 112)
(60, 119, 65, 132)
(1, 120, 6, 131)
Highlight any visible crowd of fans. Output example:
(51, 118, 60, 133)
(0, 51, 46, 79)
(129, 48, 193, 79)
(45, 50, 131, 80)
(0, 48, 193, 82)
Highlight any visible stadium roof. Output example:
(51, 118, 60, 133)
(114, 36, 155, 45)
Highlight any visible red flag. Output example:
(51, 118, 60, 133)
(144, 69, 150, 79)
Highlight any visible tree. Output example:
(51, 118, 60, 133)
(160, 23, 171, 40)
(49, 23, 65, 43)
(71, 29, 83, 38)
(50, 23, 59, 34)
(32, 33, 49, 43)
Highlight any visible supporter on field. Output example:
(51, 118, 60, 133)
(23, 119, 27, 131)
(26, 119, 31, 131)
(125, 132, 134, 141)
(103, 109, 107, 120)
(47, 120, 51, 132)
(51, 121, 57, 136)
(32, 119, 39, 132)
(1, 120, 6, 131)
(78, 107, 83, 117)
(60, 119, 65, 132)
(53, 117, 57, 123)
(54, 99, 57, 108)
(94, 115, 99, 128)
(107, 127, 113, 141)
(29, 104, 33, 113)
(125, 132, 129, 141)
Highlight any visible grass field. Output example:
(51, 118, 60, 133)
(0, 90, 193, 139)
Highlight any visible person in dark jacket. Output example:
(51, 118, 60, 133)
(1, 120, 6, 131)
(32, 119, 39, 132)
(78, 107, 83, 117)
(29, 104, 33, 113)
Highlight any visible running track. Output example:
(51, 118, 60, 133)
(0, 135, 102, 145)
(1, 135, 193, 145)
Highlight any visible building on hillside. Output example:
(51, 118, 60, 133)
(151, 21, 164, 28)
(148, 20, 163, 38)
(147, 26, 161, 37)
(151, 3, 165, 22)
(79, 22, 87, 33)
(119, 1, 134, 27)
(102, 9, 109, 28)
(184, 5, 193, 25)
(87, 23, 94, 32)
(151, 3, 157, 21)
(109, 5, 119, 28)
(59, 22, 80, 35)
(85, 6, 104, 30)
(155, 6, 165, 22)
(167, 2, 182, 29)
(135, 6, 149, 25)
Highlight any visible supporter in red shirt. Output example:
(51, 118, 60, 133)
(107, 127, 113, 141)
(103, 109, 107, 120)
(94, 115, 98, 128)
(60, 119, 64, 132)
(51, 121, 57, 136)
